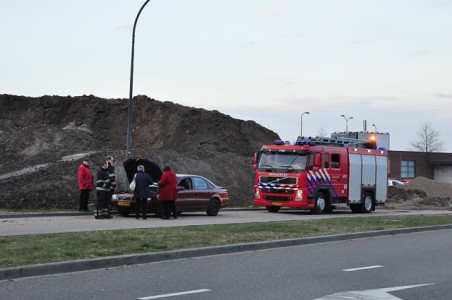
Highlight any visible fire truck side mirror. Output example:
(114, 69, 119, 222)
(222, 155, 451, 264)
(253, 153, 257, 170)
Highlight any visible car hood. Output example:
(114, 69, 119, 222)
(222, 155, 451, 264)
(123, 157, 163, 183)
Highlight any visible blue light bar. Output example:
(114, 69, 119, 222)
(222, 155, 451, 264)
(273, 140, 285, 145)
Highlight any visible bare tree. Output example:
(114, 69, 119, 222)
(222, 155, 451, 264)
(317, 128, 328, 137)
(410, 122, 444, 152)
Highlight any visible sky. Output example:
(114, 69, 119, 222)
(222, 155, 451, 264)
(1, 0, 452, 152)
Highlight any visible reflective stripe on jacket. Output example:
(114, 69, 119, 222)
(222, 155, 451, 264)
(107, 163, 116, 190)
(96, 168, 111, 191)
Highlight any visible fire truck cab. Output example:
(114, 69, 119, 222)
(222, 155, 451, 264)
(253, 137, 388, 214)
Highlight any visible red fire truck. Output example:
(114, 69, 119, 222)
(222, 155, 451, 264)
(253, 136, 388, 213)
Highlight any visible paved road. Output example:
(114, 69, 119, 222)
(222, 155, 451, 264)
(1, 229, 451, 299)
(1, 208, 452, 236)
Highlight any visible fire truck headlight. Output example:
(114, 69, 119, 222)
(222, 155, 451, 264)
(295, 190, 303, 201)
(255, 187, 261, 199)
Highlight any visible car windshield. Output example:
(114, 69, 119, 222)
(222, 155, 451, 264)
(258, 152, 308, 173)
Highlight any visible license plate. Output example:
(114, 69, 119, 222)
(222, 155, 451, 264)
(118, 201, 131, 207)
(271, 202, 283, 206)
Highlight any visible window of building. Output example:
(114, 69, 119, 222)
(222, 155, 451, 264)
(401, 160, 415, 178)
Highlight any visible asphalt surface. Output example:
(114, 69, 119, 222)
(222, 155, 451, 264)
(1, 208, 452, 281)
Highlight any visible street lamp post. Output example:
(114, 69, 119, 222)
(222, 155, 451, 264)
(340, 114, 353, 136)
(372, 124, 377, 133)
(300, 112, 310, 137)
(125, 0, 151, 187)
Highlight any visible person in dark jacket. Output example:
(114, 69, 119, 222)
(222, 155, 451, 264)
(133, 165, 154, 219)
(77, 160, 93, 212)
(157, 165, 178, 219)
(106, 156, 116, 217)
(95, 161, 111, 219)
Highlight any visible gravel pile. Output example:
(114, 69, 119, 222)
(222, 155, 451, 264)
(0, 94, 279, 209)
(387, 177, 452, 210)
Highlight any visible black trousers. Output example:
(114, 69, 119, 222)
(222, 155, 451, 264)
(161, 200, 177, 218)
(135, 198, 147, 219)
(104, 191, 113, 212)
(96, 191, 108, 216)
(79, 189, 90, 211)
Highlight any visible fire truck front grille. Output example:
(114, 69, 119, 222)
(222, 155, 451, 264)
(263, 195, 292, 201)
(260, 177, 297, 185)
(262, 188, 294, 201)
(262, 188, 294, 195)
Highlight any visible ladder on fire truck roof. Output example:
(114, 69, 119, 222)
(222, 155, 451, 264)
(296, 136, 374, 148)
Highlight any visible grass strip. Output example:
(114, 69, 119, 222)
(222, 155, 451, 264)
(1, 215, 452, 268)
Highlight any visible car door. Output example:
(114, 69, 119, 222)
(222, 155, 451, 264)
(191, 176, 212, 208)
(176, 177, 196, 210)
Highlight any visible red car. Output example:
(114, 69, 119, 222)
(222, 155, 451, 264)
(111, 158, 229, 217)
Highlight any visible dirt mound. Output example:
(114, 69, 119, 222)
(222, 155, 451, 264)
(387, 177, 452, 210)
(0, 94, 279, 209)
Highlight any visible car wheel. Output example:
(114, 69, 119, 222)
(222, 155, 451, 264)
(206, 198, 220, 216)
(266, 206, 280, 213)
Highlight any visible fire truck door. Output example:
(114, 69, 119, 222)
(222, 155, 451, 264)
(325, 153, 345, 199)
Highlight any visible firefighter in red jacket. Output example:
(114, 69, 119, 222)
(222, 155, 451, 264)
(77, 160, 93, 211)
(157, 165, 178, 219)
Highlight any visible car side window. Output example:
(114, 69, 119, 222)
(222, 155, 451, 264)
(193, 177, 209, 190)
(178, 178, 192, 190)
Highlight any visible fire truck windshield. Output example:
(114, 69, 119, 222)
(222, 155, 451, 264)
(258, 152, 308, 173)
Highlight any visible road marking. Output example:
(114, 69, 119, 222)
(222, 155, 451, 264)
(139, 289, 211, 299)
(314, 283, 435, 300)
(343, 265, 383, 272)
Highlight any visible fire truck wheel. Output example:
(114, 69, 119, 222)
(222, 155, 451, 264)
(266, 206, 281, 213)
(310, 191, 326, 214)
(361, 192, 374, 213)
(206, 198, 220, 216)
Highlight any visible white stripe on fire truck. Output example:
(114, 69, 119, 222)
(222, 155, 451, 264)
(258, 182, 298, 190)
(319, 169, 327, 181)
(307, 171, 316, 195)
(316, 171, 326, 184)
(321, 169, 330, 181)
(320, 169, 339, 197)
(309, 171, 318, 184)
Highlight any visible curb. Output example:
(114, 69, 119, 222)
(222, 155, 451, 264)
(0, 207, 262, 219)
(1, 224, 452, 281)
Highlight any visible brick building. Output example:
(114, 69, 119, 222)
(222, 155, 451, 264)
(331, 130, 452, 184)
(388, 151, 452, 184)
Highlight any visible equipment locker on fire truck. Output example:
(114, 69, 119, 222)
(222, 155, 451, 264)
(253, 136, 388, 214)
